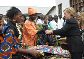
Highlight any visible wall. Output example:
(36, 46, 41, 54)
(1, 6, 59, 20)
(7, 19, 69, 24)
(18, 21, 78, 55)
(56, 0, 70, 17)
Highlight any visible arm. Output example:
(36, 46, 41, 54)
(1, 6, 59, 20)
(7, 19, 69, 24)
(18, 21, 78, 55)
(53, 23, 71, 35)
(45, 22, 72, 36)
(16, 48, 42, 57)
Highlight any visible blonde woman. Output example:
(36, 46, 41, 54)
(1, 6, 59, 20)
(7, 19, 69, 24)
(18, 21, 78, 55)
(45, 7, 83, 59)
(80, 12, 84, 30)
(76, 12, 84, 30)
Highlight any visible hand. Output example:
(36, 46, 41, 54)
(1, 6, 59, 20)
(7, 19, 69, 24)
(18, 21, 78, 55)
(17, 48, 42, 57)
(29, 49, 42, 57)
(45, 30, 53, 34)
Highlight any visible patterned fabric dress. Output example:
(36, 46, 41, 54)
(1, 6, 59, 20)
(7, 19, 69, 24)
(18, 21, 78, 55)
(0, 26, 19, 59)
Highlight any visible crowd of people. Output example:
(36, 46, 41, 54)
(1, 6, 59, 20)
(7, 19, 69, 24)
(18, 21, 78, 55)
(0, 6, 84, 59)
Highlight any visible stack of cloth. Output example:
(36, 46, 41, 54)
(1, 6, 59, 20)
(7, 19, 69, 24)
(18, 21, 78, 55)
(34, 45, 70, 58)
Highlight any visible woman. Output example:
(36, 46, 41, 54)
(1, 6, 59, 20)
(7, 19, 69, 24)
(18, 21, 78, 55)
(76, 12, 84, 30)
(45, 7, 83, 59)
(5, 7, 41, 59)
(6, 7, 23, 38)
(79, 12, 84, 57)
(80, 12, 84, 30)
(80, 12, 84, 42)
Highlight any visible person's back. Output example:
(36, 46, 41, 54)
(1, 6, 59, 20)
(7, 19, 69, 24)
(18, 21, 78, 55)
(76, 12, 84, 43)
(0, 14, 19, 59)
(48, 19, 58, 30)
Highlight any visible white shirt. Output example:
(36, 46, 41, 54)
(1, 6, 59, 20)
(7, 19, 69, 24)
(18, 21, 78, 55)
(48, 20, 58, 30)
(36, 19, 44, 24)
(57, 18, 64, 29)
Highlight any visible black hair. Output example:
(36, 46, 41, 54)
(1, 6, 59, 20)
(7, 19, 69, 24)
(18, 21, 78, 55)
(53, 15, 58, 20)
(0, 14, 3, 20)
(22, 14, 26, 22)
(6, 7, 21, 20)
(44, 15, 48, 20)
(36, 13, 43, 19)
(38, 16, 41, 19)
(58, 14, 62, 19)
(48, 15, 52, 19)
(53, 15, 58, 23)
(48, 15, 53, 21)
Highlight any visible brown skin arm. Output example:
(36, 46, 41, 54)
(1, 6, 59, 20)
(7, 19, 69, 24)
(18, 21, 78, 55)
(16, 48, 42, 57)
